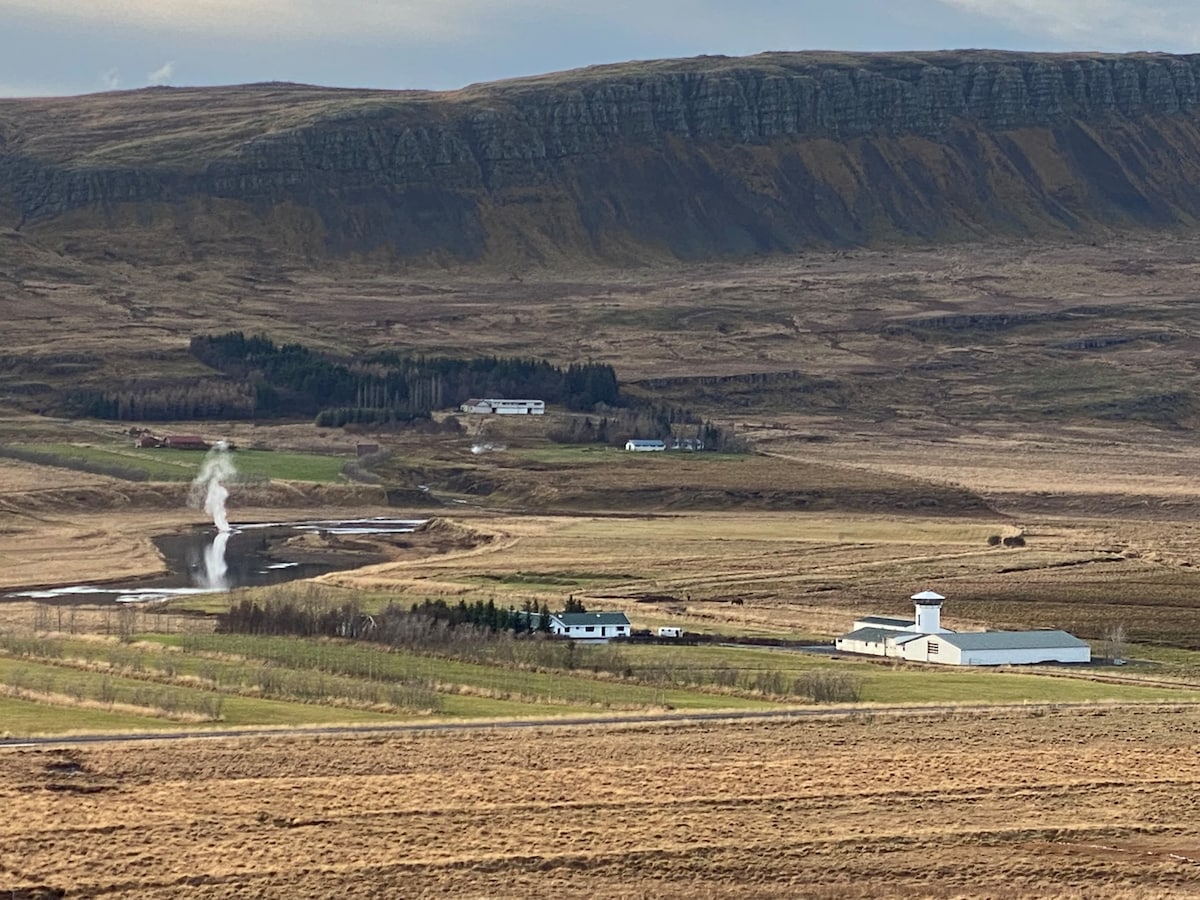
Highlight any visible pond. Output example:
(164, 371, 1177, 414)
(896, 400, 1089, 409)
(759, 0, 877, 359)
(4, 517, 427, 605)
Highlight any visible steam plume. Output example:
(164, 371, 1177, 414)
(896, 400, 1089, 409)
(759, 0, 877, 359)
(201, 530, 231, 590)
(190, 440, 236, 533)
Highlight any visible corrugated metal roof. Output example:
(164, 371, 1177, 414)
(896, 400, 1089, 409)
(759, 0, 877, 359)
(838, 627, 897, 644)
(857, 615, 915, 628)
(556, 612, 631, 627)
(938, 630, 1089, 651)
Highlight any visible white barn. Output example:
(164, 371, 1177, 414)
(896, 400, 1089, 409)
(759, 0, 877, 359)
(901, 630, 1091, 666)
(460, 399, 545, 415)
(625, 439, 666, 451)
(836, 591, 1091, 666)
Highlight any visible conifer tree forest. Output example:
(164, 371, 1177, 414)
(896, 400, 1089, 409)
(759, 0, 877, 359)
(64, 331, 621, 425)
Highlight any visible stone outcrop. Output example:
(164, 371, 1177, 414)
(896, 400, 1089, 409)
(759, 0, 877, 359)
(6, 51, 1200, 262)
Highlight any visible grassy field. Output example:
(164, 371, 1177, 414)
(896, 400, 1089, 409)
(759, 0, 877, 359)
(4, 706, 1200, 897)
(4, 616, 1198, 738)
(9, 442, 348, 483)
(0, 626, 793, 736)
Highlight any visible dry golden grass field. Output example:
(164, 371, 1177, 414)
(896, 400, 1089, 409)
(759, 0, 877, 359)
(3, 706, 1200, 899)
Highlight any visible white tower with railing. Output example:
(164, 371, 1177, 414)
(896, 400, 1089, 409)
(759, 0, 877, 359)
(910, 590, 949, 633)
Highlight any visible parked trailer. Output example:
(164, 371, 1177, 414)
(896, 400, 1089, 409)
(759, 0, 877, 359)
(656, 627, 685, 638)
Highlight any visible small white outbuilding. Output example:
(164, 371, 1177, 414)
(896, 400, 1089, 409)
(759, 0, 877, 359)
(835, 591, 1091, 666)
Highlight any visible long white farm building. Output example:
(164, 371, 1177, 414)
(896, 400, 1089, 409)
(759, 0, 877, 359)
(460, 399, 545, 415)
(836, 591, 1091, 666)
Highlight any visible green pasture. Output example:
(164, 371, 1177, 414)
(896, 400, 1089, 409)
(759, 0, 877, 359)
(16, 442, 347, 482)
(147, 633, 777, 711)
(0, 653, 402, 730)
(0, 631, 775, 736)
(0, 695, 182, 736)
(857, 669, 1200, 704)
(617, 643, 1200, 704)
(5, 629, 1199, 738)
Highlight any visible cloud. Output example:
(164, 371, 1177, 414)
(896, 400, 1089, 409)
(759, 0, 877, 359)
(148, 61, 174, 84)
(101, 67, 120, 90)
(0, 81, 74, 98)
(0, 0, 555, 42)
(934, 0, 1200, 50)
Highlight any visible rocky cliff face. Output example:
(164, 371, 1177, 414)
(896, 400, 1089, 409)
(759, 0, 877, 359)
(6, 50, 1200, 263)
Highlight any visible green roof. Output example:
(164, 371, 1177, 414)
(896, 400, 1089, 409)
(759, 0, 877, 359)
(838, 627, 920, 644)
(556, 612, 630, 627)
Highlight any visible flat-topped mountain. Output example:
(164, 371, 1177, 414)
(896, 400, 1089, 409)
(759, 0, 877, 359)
(6, 50, 1200, 265)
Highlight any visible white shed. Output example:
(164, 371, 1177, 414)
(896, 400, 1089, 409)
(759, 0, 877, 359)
(625, 439, 666, 451)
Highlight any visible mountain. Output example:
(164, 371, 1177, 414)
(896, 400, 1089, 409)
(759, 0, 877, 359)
(6, 50, 1200, 266)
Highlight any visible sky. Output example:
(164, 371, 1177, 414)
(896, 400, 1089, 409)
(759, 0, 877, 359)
(2, 0, 1199, 98)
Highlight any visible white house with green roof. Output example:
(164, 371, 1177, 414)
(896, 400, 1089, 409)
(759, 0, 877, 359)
(550, 611, 631, 642)
(836, 591, 1091, 666)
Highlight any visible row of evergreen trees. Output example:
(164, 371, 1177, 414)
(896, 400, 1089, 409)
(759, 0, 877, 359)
(546, 408, 744, 451)
(66, 332, 622, 423)
(217, 596, 575, 639)
(410, 599, 556, 634)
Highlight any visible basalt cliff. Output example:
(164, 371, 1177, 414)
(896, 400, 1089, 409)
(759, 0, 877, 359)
(6, 50, 1200, 265)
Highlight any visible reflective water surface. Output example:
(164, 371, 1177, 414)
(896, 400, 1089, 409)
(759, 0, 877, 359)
(5, 517, 426, 604)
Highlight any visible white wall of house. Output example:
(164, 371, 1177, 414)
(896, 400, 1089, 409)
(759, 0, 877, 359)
(549, 621, 631, 642)
(835, 635, 888, 655)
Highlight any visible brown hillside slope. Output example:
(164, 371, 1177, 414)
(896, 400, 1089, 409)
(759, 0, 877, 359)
(5, 51, 1200, 265)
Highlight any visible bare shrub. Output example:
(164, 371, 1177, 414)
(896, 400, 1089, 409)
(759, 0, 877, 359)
(791, 670, 863, 703)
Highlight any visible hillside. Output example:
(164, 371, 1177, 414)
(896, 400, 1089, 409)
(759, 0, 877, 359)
(6, 51, 1200, 266)
(9, 52, 1200, 433)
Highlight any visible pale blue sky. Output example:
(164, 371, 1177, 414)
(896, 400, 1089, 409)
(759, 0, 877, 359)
(2, 0, 1198, 98)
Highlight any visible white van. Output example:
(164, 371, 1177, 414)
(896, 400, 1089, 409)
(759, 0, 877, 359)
(657, 626, 685, 639)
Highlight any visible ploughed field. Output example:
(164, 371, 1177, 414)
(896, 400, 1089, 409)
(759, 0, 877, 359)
(4, 707, 1200, 898)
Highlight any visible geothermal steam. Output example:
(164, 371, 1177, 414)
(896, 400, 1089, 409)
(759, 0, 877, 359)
(190, 440, 236, 533)
(202, 530, 231, 590)
(189, 441, 236, 590)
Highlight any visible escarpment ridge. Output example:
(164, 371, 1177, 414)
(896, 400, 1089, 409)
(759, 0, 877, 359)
(5, 50, 1200, 263)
